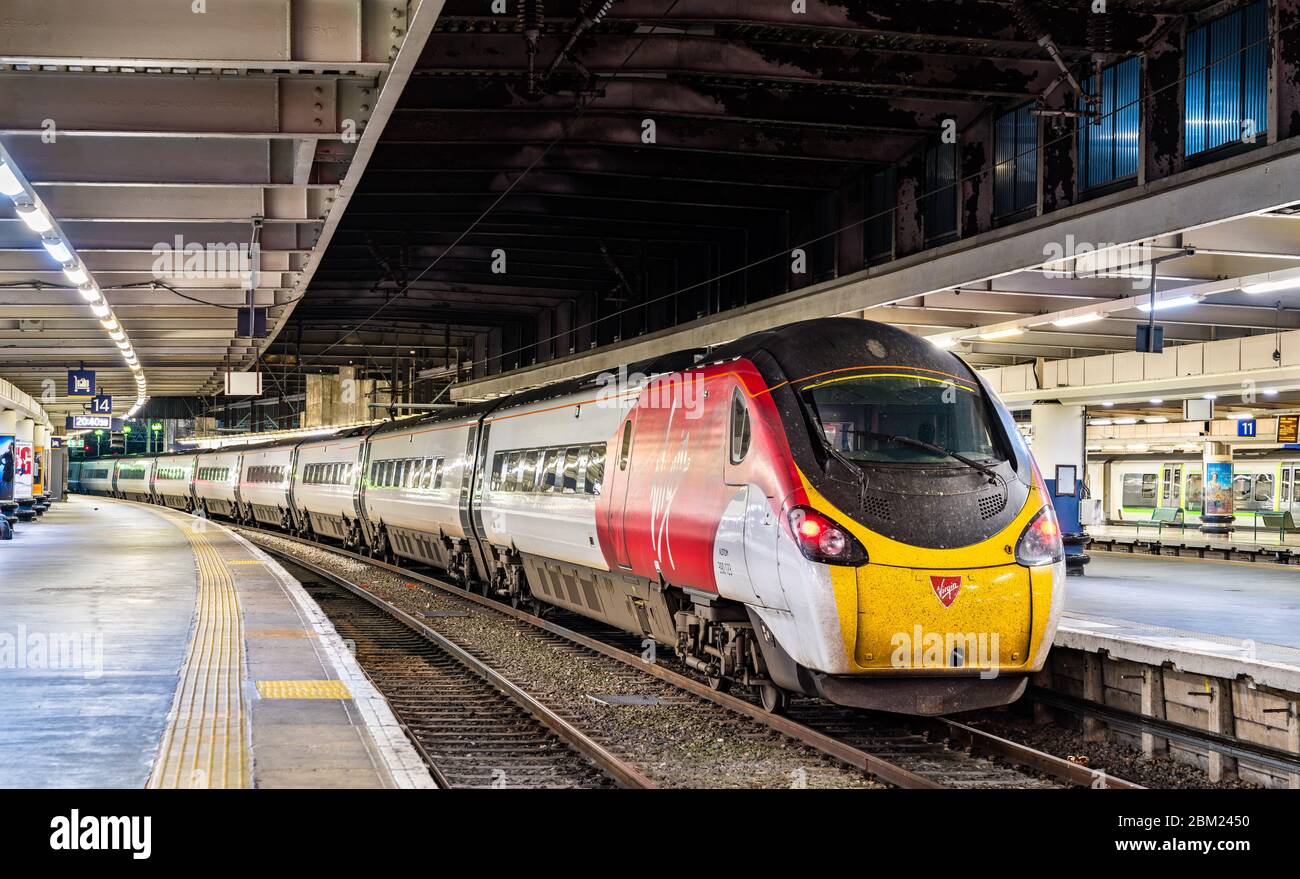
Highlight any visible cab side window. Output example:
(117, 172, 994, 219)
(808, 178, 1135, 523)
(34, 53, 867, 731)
(618, 421, 633, 471)
(730, 390, 751, 464)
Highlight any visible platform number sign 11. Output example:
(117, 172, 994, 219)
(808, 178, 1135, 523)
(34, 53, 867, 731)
(1237, 418, 1257, 438)
(90, 394, 112, 415)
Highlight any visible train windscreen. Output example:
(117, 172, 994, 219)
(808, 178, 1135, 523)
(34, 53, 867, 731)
(798, 373, 1004, 465)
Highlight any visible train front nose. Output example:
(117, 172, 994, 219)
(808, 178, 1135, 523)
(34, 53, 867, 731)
(852, 563, 1034, 671)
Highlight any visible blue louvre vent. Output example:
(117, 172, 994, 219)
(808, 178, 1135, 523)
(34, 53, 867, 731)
(1078, 57, 1141, 191)
(994, 102, 1037, 218)
(1185, 0, 1269, 158)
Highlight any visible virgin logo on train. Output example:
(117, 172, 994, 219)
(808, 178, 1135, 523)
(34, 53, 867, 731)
(930, 575, 962, 608)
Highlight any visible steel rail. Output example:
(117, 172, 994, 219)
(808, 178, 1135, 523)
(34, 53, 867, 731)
(264, 546, 657, 790)
(242, 524, 1141, 790)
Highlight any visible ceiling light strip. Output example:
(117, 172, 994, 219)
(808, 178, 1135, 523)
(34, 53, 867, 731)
(0, 144, 147, 419)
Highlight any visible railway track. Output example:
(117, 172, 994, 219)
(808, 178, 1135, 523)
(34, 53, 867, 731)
(241, 523, 1143, 790)
(271, 554, 652, 789)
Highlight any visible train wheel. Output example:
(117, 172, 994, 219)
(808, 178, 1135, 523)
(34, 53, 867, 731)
(759, 683, 788, 715)
(707, 675, 731, 694)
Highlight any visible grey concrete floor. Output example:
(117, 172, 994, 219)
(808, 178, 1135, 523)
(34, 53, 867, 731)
(1067, 554, 1300, 648)
(0, 497, 196, 787)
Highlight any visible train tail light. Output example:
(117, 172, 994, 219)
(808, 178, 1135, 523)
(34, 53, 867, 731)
(1015, 505, 1064, 566)
(787, 506, 868, 566)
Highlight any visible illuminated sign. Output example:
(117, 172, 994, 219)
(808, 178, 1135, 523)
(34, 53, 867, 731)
(67, 369, 95, 397)
(1280, 415, 1299, 445)
(69, 415, 111, 430)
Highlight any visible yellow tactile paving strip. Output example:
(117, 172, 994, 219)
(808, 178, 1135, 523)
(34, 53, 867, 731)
(256, 680, 353, 700)
(147, 525, 250, 789)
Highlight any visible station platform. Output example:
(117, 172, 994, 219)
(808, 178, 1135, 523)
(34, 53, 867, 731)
(0, 496, 433, 789)
(1089, 522, 1300, 555)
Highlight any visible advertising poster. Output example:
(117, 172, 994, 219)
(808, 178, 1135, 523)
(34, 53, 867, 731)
(14, 441, 33, 500)
(1203, 459, 1233, 517)
(0, 436, 13, 502)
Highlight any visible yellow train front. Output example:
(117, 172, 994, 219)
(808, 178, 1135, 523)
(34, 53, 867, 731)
(726, 319, 1066, 715)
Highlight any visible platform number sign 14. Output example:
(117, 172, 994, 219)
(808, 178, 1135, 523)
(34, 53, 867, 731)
(90, 394, 112, 415)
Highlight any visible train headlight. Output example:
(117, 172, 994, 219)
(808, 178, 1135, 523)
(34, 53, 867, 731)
(787, 506, 868, 566)
(1015, 505, 1064, 566)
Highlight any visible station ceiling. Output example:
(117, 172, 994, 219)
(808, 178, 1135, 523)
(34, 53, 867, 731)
(6, 0, 1296, 426)
(276, 0, 1235, 382)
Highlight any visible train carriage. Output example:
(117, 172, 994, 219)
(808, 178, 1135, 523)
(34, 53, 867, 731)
(292, 427, 369, 542)
(78, 461, 115, 496)
(237, 441, 296, 529)
(359, 404, 492, 576)
(152, 453, 197, 511)
(193, 448, 243, 519)
(1095, 455, 1300, 523)
(114, 457, 154, 503)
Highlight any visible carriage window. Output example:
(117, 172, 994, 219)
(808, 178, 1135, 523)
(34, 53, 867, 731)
(1185, 473, 1203, 509)
(561, 447, 580, 493)
(586, 444, 606, 495)
(541, 449, 561, 491)
(503, 452, 522, 492)
(410, 459, 424, 489)
(1121, 473, 1158, 508)
(618, 422, 633, 471)
(730, 390, 751, 464)
(1255, 474, 1274, 504)
(1284, 469, 1292, 504)
(521, 450, 540, 492)
(1233, 474, 1252, 504)
(490, 453, 505, 491)
(421, 458, 434, 490)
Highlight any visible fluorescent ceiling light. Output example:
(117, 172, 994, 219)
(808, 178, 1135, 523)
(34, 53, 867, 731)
(89, 301, 109, 318)
(1227, 411, 1254, 420)
(978, 326, 1025, 340)
(1144, 416, 1169, 423)
(1262, 389, 1278, 397)
(62, 265, 88, 285)
(100, 317, 119, 331)
(927, 335, 957, 349)
(78, 284, 101, 303)
(1241, 273, 1300, 294)
(1149, 398, 1163, 404)
(109, 329, 124, 341)
(1113, 417, 1138, 424)
(42, 239, 72, 263)
(0, 161, 25, 198)
(1052, 311, 1103, 327)
(1101, 401, 1114, 408)
(1137, 294, 1202, 312)
(1088, 418, 1113, 426)
(16, 205, 53, 234)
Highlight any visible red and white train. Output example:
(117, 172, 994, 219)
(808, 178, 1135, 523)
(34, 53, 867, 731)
(76, 319, 1065, 715)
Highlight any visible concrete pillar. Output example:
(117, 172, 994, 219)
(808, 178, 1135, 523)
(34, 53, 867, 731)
(1200, 442, 1235, 535)
(1030, 404, 1089, 575)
